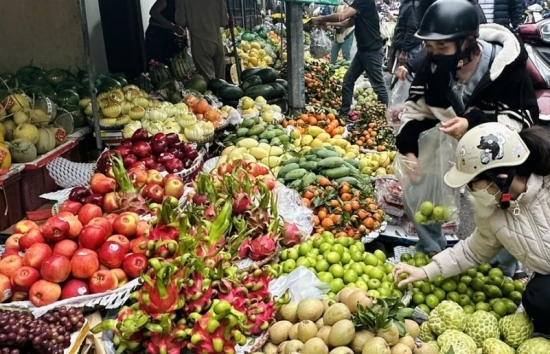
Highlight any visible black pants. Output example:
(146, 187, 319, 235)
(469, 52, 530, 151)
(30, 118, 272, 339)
(145, 26, 183, 65)
(523, 273, 550, 334)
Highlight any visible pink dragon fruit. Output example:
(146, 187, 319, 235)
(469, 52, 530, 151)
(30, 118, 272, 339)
(281, 222, 303, 247)
(217, 285, 249, 313)
(248, 236, 277, 261)
(138, 280, 182, 318)
(245, 300, 277, 335)
(238, 239, 251, 259)
(187, 312, 239, 354)
(243, 270, 274, 301)
(196, 241, 224, 268)
(145, 329, 186, 354)
(181, 273, 215, 315)
(232, 192, 251, 214)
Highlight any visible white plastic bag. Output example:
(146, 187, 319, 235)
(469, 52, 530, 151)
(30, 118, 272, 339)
(274, 185, 314, 238)
(386, 79, 410, 126)
(268, 266, 330, 301)
(310, 28, 332, 59)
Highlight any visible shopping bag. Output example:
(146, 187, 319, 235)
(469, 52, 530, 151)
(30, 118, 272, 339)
(386, 79, 410, 126)
(392, 126, 460, 225)
(310, 28, 332, 59)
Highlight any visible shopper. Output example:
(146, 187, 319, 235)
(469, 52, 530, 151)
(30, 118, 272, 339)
(478, 0, 523, 30)
(311, 0, 389, 122)
(175, 0, 229, 81)
(395, 0, 539, 255)
(393, 122, 550, 334)
(145, 0, 185, 64)
(330, 1, 355, 64)
(392, 0, 422, 74)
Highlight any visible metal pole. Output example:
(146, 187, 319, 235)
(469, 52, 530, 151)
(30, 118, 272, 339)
(226, 0, 243, 84)
(286, 1, 305, 113)
(78, 0, 102, 151)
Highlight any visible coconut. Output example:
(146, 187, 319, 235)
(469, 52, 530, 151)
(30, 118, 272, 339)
(377, 324, 399, 346)
(315, 318, 324, 329)
(280, 302, 299, 323)
(288, 324, 299, 340)
(337, 287, 356, 303)
(2, 120, 15, 141)
(397, 335, 415, 350)
(331, 347, 355, 354)
(323, 303, 351, 326)
(8, 138, 37, 163)
(328, 319, 355, 347)
(351, 330, 376, 354)
(263, 342, 278, 354)
(412, 343, 438, 354)
(390, 343, 412, 354)
(36, 128, 56, 154)
(345, 290, 373, 314)
(362, 337, 391, 354)
(283, 340, 304, 354)
(316, 326, 332, 346)
(297, 298, 324, 322)
(297, 320, 318, 342)
(269, 321, 293, 344)
(302, 337, 329, 354)
(404, 320, 420, 339)
(14, 123, 39, 144)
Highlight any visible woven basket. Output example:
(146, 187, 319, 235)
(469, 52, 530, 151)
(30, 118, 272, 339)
(174, 148, 206, 183)
(188, 133, 215, 146)
(238, 246, 280, 273)
(215, 119, 231, 132)
(248, 331, 270, 353)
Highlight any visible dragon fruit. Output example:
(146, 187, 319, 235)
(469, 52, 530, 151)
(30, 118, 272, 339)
(181, 273, 215, 314)
(203, 203, 216, 221)
(245, 300, 277, 335)
(217, 285, 249, 313)
(136, 265, 184, 318)
(187, 311, 244, 354)
(245, 207, 270, 235)
(144, 327, 187, 354)
(243, 269, 273, 301)
(238, 239, 251, 259)
(196, 242, 224, 268)
(119, 192, 149, 215)
(110, 156, 149, 215)
(232, 192, 251, 214)
(92, 306, 147, 352)
(248, 236, 277, 261)
(281, 222, 302, 247)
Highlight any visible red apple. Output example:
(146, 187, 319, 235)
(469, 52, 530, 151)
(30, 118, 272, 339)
(146, 170, 165, 187)
(78, 204, 102, 225)
(19, 229, 45, 250)
(130, 237, 148, 254)
(61, 279, 90, 299)
(0, 255, 23, 279)
(105, 213, 118, 224)
(89, 270, 118, 294)
(120, 211, 140, 220)
(110, 268, 128, 286)
(103, 192, 120, 213)
(142, 183, 164, 203)
(59, 200, 83, 215)
(164, 178, 184, 199)
(79, 225, 108, 250)
(135, 221, 152, 238)
(113, 214, 138, 237)
(29, 279, 61, 306)
(88, 217, 114, 237)
(5, 234, 23, 250)
(63, 215, 83, 239)
(71, 248, 99, 279)
(164, 173, 183, 183)
(98, 242, 126, 269)
(0, 274, 12, 302)
(90, 173, 117, 195)
(122, 253, 148, 279)
(13, 220, 39, 234)
(12, 291, 27, 301)
(11, 266, 40, 292)
(128, 167, 148, 187)
(40, 255, 71, 283)
(42, 216, 70, 242)
(1, 249, 20, 260)
(106, 235, 131, 253)
(53, 239, 79, 259)
(23, 243, 53, 269)
(99, 264, 110, 271)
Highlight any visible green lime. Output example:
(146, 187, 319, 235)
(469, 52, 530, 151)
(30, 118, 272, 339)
(317, 272, 333, 283)
(343, 270, 359, 284)
(412, 292, 426, 305)
(441, 279, 458, 292)
(400, 253, 412, 262)
(433, 288, 446, 301)
(418, 304, 431, 315)
(330, 278, 345, 293)
(425, 294, 440, 309)
(329, 264, 345, 278)
(475, 302, 491, 312)
(463, 305, 475, 314)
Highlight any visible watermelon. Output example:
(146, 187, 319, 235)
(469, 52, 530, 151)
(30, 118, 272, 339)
(17, 65, 41, 78)
(218, 84, 244, 101)
(56, 89, 80, 107)
(170, 56, 193, 81)
(98, 78, 121, 92)
(156, 79, 177, 91)
(184, 76, 207, 94)
(134, 75, 154, 93)
(111, 73, 128, 86)
(57, 81, 81, 92)
(45, 69, 70, 86)
(149, 64, 172, 85)
(31, 70, 47, 81)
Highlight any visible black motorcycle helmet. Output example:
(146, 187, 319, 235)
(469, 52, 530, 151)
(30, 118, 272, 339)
(416, 0, 480, 41)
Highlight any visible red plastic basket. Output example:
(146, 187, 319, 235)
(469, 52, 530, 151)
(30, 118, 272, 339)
(0, 173, 24, 232)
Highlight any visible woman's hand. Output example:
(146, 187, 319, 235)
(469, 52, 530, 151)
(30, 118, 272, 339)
(395, 66, 409, 81)
(392, 263, 428, 287)
(440, 117, 469, 139)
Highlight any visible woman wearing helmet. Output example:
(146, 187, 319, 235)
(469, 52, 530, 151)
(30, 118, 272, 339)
(395, 0, 540, 257)
(394, 122, 550, 334)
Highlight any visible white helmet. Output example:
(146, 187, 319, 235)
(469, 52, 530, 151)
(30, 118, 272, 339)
(444, 123, 530, 188)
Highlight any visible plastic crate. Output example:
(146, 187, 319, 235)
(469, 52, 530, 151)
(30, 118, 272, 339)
(0, 172, 24, 232)
(21, 167, 60, 212)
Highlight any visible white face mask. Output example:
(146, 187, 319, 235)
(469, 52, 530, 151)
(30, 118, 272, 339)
(469, 182, 501, 207)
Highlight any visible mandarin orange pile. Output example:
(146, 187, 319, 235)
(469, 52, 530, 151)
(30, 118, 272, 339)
(282, 111, 346, 137)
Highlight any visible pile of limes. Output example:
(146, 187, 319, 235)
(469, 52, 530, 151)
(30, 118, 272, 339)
(399, 252, 526, 319)
(274, 231, 404, 300)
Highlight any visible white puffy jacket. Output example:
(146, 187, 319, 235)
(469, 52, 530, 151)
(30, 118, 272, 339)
(423, 174, 550, 280)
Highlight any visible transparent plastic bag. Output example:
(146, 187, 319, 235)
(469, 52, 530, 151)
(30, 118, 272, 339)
(392, 126, 460, 225)
(268, 266, 330, 301)
(274, 185, 314, 238)
(310, 28, 332, 59)
(386, 79, 410, 127)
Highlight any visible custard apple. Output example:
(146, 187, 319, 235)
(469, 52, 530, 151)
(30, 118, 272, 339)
(481, 338, 514, 354)
(464, 311, 500, 347)
(499, 313, 534, 348)
(426, 340, 439, 351)
(438, 330, 477, 354)
(428, 300, 466, 335)
(419, 321, 436, 342)
(517, 337, 550, 354)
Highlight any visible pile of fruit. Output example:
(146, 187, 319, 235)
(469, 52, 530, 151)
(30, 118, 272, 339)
(259, 293, 419, 354)
(353, 87, 378, 110)
(211, 67, 287, 103)
(358, 151, 396, 176)
(347, 105, 396, 151)
(283, 109, 345, 137)
(235, 40, 276, 68)
(290, 127, 359, 156)
(225, 118, 290, 147)
(274, 234, 391, 296)
(331, 59, 350, 83)
(303, 61, 342, 107)
(132, 58, 205, 95)
(218, 140, 286, 169)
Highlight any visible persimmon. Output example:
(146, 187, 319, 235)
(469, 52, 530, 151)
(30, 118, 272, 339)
(319, 177, 331, 187)
(373, 212, 383, 222)
(299, 113, 308, 121)
(309, 117, 318, 125)
(327, 113, 335, 121)
(321, 218, 334, 229)
(318, 206, 328, 214)
(363, 217, 375, 229)
(336, 231, 347, 238)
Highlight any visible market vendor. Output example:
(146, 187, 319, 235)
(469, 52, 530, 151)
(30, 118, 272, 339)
(393, 122, 550, 334)
(311, 0, 389, 123)
(175, 0, 229, 81)
(145, 0, 186, 64)
(394, 0, 539, 257)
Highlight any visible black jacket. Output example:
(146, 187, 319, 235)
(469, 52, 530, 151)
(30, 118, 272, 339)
(393, 0, 422, 53)
(481, 0, 524, 29)
(396, 24, 540, 157)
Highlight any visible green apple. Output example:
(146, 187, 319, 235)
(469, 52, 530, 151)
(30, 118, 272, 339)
(367, 278, 381, 289)
(298, 242, 313, 256)
(432, 206, 446, 221)
(414, 211, 428, 224)
(419, 201, 434, 216)
(315, 259, 330, 272)
(326, 251, 341, 264)
(343, 270, 359, 284)
(340, 252, 352, 265)
(282, 259, 296, 273)
(330, 264, 345, 278)
(296, 257, 311, 268)
(317, 272, 334, 283)
(330, 278, 345, 293)
(287, 248, 299, 260)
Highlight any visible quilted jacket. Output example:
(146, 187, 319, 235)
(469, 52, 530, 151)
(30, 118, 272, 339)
(423, 174, 550, 280)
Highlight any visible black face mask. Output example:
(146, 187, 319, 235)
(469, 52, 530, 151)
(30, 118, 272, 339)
(430, 53, 460, 76)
